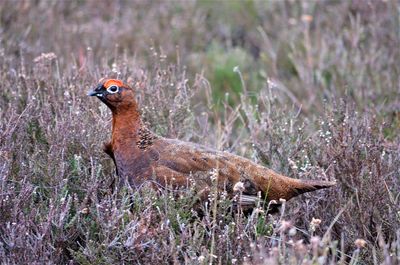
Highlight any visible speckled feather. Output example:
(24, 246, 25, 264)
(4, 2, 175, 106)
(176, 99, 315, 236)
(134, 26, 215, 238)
(90, 79, 336, 210)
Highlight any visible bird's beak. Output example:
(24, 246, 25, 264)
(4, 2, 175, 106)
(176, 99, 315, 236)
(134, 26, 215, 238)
(87, 85, 103, 97)
(87, 90, 98, 96)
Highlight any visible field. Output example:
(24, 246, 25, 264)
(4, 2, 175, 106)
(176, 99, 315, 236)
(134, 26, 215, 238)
(0, 0, 399, 264)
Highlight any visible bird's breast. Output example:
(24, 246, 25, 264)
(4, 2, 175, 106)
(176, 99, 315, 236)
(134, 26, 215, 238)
(112, 142, 154, 187)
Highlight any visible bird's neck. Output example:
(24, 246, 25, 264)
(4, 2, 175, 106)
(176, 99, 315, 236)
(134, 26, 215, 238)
(111, 106, 143, 144)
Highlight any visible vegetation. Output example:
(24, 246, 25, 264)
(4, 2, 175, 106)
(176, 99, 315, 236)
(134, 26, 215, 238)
(0, 0, 399, 264)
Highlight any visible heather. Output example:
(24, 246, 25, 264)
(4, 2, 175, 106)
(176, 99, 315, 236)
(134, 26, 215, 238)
(0, 1, 399, 264)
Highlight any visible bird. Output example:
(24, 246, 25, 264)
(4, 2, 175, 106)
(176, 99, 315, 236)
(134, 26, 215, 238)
(88, 78, 335, 212)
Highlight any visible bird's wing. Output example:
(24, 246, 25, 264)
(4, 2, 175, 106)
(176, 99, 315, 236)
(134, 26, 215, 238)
(147, 138, 245, 194)
(145, 138, 335, 206)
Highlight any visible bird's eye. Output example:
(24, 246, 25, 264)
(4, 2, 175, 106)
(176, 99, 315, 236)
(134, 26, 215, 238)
(107, 85, 119, 94)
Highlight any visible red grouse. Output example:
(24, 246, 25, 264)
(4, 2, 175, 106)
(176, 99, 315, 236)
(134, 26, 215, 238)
(88, 78, 335, 211)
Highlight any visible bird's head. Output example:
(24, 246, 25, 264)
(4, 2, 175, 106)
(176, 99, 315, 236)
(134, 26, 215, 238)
(88, 78, 137, 112)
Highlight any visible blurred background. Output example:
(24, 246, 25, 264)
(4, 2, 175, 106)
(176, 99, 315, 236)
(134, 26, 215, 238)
(2, 0, 399, 112)
(0, 0, 399, 264)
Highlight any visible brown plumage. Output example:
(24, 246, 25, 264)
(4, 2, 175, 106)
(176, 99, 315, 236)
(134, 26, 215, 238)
(88, 78, 335, 211)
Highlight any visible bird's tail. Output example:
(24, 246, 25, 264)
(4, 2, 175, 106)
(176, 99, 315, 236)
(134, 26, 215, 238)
(291, 179, 336, 197)
(235, 178, 336, 213)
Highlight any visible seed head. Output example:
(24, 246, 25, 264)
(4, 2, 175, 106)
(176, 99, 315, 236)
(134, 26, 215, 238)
(233, 181, 245, 192)
(310, 217, 322, 231)
(354, 239, 367, 248)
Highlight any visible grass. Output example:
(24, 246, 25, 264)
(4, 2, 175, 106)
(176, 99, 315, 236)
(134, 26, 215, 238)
(0, 0, 399, 264)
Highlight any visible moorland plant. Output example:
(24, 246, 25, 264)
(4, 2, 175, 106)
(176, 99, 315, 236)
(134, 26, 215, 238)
(0, 1, 399, 264)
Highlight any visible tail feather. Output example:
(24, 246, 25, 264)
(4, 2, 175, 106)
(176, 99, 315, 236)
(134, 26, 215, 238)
(292, 180, 336, 196)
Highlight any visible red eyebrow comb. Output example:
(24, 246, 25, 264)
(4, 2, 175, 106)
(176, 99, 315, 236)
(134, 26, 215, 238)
(103, 79, 124, 88)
